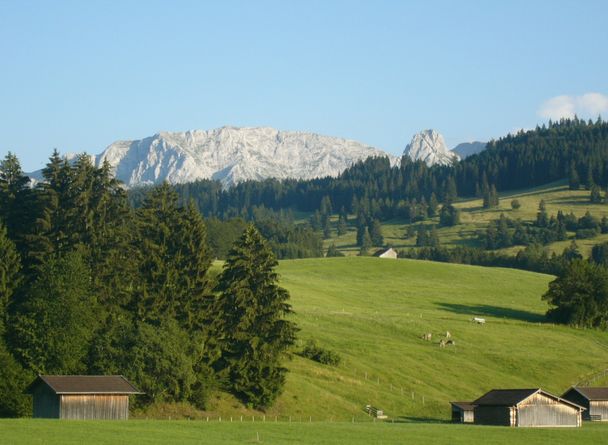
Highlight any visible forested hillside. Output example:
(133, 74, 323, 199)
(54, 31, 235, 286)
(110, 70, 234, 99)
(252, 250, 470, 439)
(135, 119, 608, 224)
(0, 152, 296, 416)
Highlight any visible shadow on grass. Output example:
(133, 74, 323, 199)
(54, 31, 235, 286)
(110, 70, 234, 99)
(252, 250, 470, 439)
(435, 303, 545, 323)
(391, 416, 449, 424)
(550, 197, 591, 206)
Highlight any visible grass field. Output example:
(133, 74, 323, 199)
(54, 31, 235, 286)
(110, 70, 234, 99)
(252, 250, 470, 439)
(150, 257, 608, 422)
(325, 182, 608, 256)
(2, 419, 608, 445)
(8, 257, 608, 443)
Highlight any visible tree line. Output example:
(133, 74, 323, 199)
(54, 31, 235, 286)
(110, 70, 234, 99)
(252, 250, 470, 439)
(0, 151, 296, 416)
(128, 118, 608, 227)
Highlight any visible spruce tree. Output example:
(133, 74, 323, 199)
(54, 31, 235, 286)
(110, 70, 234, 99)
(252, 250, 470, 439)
(359, 228, 372, 255)
(569, 162, 580, 190)
(590, 185, 602, 203)
(336, 213, 348, 236)
(369, 219, 384, 246)
(0, 152, 32, 254)
(326, 243, 345, 257)
(8, 251, 97, 374)
(212, 225, 297, 408)
(0, 223, 20, 332)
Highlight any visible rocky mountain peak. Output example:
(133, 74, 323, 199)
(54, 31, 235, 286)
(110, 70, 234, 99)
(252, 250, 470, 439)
(403, 129, 459, 166)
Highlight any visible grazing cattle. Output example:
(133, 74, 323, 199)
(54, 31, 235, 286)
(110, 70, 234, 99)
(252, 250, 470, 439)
(446, 339, 456, 346)
(421, 333, 432, 341)
(472, 317, 486, 324)
(446, 331, 451, 339)
(439, 339, 446, 348)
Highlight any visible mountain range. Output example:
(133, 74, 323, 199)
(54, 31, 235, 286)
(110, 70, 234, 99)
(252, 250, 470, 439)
(30, 127, 486, 188)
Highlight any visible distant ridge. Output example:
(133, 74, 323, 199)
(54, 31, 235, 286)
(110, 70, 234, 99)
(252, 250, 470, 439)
(27, 127, 480, 188)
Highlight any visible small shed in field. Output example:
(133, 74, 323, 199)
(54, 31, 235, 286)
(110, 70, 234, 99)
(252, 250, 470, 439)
(26, 375, 142, 420)
(561, 387, 608, 421)
(373, 247, 398, 259)
(450, 401, 475, 423)
(472, 388, 583, 427)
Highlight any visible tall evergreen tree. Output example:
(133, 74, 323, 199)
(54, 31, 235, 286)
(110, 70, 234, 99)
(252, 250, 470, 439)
(336, 212, 348, 236)
(211, 225, 297, 408)
(8, 251, 97, 374)
(0, 152, 32, 253)
(0, 223, 20, 332)
(369, 219, 384, 246)
(359, 228, 372, 255)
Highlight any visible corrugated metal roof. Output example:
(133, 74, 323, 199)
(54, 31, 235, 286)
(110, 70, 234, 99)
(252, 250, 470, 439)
(450, 401, 476, 411)
(568, 387, 608, 401)
(28, 375, 142, 394)
(473, 389, 540, 406)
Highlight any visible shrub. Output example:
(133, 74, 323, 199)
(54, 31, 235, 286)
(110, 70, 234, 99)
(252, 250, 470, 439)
(576, 228, 599, 239)
(510, 199, 521, 210)
(299, 340, 341, 366)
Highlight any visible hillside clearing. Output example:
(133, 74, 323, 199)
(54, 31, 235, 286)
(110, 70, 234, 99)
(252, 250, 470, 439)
(160, 257, 608, 421)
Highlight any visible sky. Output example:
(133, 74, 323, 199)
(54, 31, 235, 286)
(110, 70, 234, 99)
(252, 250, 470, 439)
(1, 0, 607, 171)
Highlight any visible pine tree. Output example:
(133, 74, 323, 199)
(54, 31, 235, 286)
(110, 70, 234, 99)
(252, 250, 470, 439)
(212, 225, 297, 408)
(369, 219, 384, 246)
(326, 243, 345, 257)
(322, 213, 331, 239)
(133, 183, 213, 326)
(359, 229, 372, 255)
(444, 177, 458, 204)
(0, 223, 20, 333)
(416, 227, 428, 247)
(590, 185, 602, 203)
(0, 152, 32, 254)
(8, 251, 97, 374)
(336, 213, 348, 236)
(428, 193, 439, 217)
(568, 162, 580, 190)
(536, 200, 549, 227)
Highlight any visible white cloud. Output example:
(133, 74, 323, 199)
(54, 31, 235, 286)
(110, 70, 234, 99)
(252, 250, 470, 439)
(538, 93, 608, 120)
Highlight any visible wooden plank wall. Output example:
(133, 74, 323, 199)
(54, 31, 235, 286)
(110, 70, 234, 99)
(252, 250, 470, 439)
(517, 393, 580, 427)
(32, 385, 60, 419)
(474, 406, 512, 426)
(590, 401, 608, 420)
(60, 395, 129, 420)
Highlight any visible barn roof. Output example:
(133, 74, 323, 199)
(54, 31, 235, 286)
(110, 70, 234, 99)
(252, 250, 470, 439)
(450, 401, 475, 411)
(473, 389, 540, 406)
(565, 387, 608, 401)
(373, 248, 396, 257)
(27, 375, 142, 395)
(473, 388, 584, 410)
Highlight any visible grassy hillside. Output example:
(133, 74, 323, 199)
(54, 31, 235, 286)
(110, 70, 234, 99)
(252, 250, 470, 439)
(325, 182, 608, 257)
(3, 419, 607, 445)
(152, 257, 608, 421)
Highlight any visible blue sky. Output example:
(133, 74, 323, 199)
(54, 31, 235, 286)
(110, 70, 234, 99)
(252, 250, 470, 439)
(1, 0, 607, 171)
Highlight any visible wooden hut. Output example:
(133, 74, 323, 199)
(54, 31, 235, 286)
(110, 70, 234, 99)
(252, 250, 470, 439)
(450, 401, 475, 423)
(561, 387, 608, 421)
(472, 389, 583, 427)
(26, 375, 142, 420)
(373, 247, 398, 259)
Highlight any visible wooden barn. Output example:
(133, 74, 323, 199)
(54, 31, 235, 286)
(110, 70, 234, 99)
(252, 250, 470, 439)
(450, 401, 475, 423)
(26, 375, 141, 420)
(561, 387, 608, 421)
(472, 389, 584, 427)
(373, 247, 398, 259)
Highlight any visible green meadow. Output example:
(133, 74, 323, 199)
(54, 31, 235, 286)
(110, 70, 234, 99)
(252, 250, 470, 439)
(155, 257, 608, 421)
(7, 257, 608, 443)
(1, 419, 607, 445)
